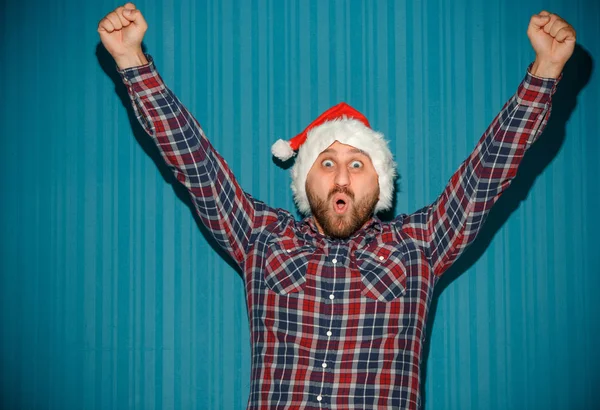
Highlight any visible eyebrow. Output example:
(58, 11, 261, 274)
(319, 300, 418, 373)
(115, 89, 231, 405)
(319, 147, 370, 157)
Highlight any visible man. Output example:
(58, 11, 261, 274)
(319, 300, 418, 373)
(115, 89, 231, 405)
(98, 3, 575, 409)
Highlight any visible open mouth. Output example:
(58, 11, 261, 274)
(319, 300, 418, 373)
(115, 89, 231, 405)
(332, 195, 350, 214)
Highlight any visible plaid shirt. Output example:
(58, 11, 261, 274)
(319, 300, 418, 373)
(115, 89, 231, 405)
(120, 57, 558, 409)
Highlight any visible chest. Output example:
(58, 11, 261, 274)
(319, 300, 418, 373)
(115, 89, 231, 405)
(245, 230, 435, 334)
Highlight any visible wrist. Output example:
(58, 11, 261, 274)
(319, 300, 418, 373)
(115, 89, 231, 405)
(115, 50, 148, 70)
(530, 58, 563, 79)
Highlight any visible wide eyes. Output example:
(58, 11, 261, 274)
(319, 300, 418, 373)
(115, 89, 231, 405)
(320, 159, 364, 169)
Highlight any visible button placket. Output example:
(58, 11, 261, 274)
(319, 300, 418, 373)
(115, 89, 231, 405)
(317, 246, 342, 408)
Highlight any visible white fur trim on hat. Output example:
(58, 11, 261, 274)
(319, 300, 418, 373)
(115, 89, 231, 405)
(271, 139, 296, 161)
(290, 118, 396, 215)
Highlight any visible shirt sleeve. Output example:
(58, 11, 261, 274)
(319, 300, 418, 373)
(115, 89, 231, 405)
(401, 67, 560, 277)
(118, 56, 279, 269)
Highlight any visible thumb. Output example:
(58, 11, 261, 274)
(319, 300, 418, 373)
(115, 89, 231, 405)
(530, 14, 550, 29)
(122, 8, 146, 27)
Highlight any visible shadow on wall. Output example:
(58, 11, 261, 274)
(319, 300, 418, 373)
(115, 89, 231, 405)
(95, 42, 243, 280)
(420, 43, 594, 408)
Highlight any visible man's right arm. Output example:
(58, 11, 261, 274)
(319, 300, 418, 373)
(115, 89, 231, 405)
(99, 4, 279, 267)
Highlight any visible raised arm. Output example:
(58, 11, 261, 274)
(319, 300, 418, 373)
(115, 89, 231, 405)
(98, 3, 279, 268)
(401, 11, 576, 276)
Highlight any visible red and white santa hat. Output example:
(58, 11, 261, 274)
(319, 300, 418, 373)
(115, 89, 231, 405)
(271, 102, 396, 215)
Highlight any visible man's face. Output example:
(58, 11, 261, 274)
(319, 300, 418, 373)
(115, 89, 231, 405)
(305, 141, 379, 239)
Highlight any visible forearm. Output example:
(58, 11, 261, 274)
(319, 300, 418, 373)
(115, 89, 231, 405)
(470, 65, 558, 179)
(118, 56, 212, 168)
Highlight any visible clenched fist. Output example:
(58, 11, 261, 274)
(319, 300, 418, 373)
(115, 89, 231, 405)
(527, 11, 576, 78)
(98, 3, 148, 69)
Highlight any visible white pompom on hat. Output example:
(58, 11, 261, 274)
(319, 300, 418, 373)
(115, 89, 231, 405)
(271, 102, 396, 215)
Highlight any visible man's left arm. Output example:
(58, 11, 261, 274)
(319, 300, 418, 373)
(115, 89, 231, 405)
(402, 11, 576, 276)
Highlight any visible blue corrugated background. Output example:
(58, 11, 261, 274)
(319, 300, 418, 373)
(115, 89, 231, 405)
(1, 0, 599, 409)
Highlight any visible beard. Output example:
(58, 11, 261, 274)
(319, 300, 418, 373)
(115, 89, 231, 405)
(307, 185, 378, 239)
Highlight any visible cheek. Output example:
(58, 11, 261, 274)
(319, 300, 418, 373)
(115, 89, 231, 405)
(368, 168, 379, 189)
(372, 175, 380, 193)
(358, 173, 380, 198)
(306, 173, 329, 197)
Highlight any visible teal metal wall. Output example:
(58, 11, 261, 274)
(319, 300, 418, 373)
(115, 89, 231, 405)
(1, 0, 599, 409)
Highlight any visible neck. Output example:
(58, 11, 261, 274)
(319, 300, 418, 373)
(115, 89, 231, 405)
(311, 216, 324, 234)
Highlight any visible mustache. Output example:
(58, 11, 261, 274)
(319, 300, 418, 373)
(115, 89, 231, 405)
(328, 186, 355, 201)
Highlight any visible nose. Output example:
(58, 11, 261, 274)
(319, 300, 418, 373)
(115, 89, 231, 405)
(334, 166, 350, 187)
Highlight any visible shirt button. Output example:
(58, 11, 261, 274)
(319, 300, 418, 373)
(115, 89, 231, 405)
(322, 363, 327, 368)
(332, 258, 337, 264)
(317, 395, 323, 402)
(286, 249, 292, 253)
(329, 294, 335, 300)
(326, 330, 332, 337)
(379, 255, 385, 261)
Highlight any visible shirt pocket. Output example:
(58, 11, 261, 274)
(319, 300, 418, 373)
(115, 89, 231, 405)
(263, 237, 316, 295)
(354, 243, 408, 302)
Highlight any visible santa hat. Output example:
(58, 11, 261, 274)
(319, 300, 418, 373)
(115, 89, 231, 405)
(271, 102, 396, 215)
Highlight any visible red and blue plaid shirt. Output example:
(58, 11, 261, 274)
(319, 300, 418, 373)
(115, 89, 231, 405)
(120, 57, 558, 409)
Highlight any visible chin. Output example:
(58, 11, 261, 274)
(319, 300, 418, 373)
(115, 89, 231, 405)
(321, 212, 364, 239)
